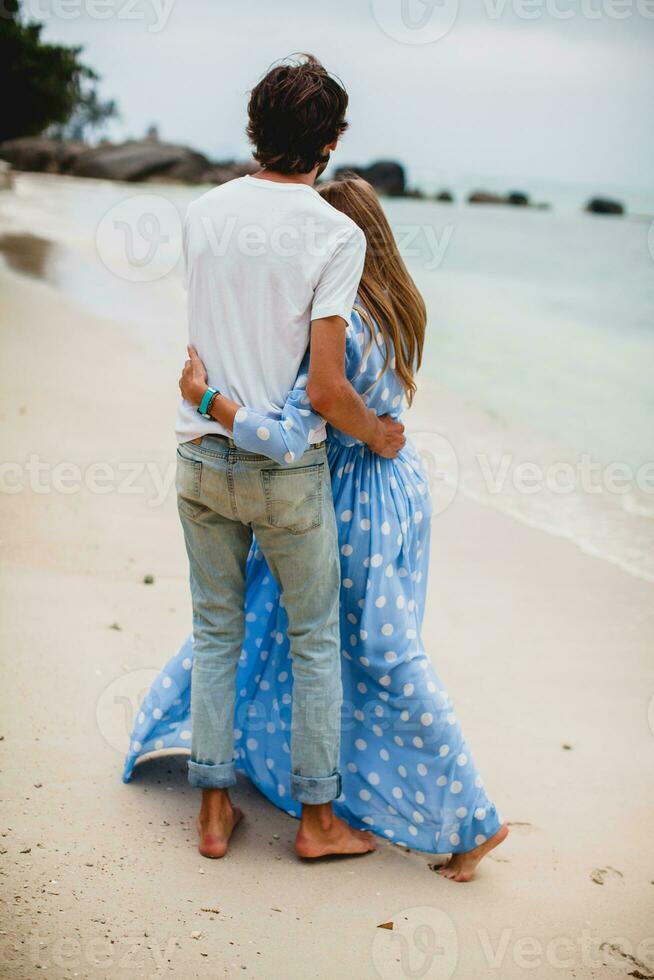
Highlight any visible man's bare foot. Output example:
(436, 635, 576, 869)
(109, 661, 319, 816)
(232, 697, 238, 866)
(196, 788, 243, 859)
(437, 824, 509, 882)
(295, 802, 377, 859)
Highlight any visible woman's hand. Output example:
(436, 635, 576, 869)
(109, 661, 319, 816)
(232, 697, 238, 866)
(179, 345, 208, 406)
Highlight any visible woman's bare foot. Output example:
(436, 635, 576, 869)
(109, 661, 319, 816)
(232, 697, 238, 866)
(295, 802, 377, 859)
(437, 824, 509, 882)
(196, 788, 243, 859)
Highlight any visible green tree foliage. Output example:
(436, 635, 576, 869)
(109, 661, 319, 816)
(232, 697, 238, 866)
(0, 0, 117, 141)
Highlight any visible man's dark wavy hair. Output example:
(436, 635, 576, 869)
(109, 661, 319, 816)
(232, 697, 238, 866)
(247, 54, 349, 175)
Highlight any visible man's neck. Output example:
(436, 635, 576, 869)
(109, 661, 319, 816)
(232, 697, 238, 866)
(251, 167, 318, 187)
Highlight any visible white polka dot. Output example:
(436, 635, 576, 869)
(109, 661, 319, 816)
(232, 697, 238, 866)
(385, 564, 394, 578)
(380, 748, 390, 761)
(359, 789, 371, 801)
(398, 765, 407, 778)
(375, 596, 387, 608)
(368, 772, 380, 785)
(341, 544, 353, 556)
(381, 624, 393, 636)
(381, 521, 391, 535)
(359, 491, 369, 504)
(343, 578, 353, 589)
(266, 758, 274, 769)
(180, 730, 191, 740)
(412, 810, 424, 824)
(284, 451, 295, 463)
(132, 740, 141, 751)
(256, 426, 270, 441)
(246, 738, 258, 750)
(475, 834, 487, 846)
(392, 786, 403, 799)
(162, 677, 172, 689)
(235, 408, 248, 423)
(384, 650, 397, 663)
(412, 737, 423, 748)
(408, 825, 418, 836)
(450, 781, 463, 794)
(403, 683, 414, 697)
(380, 675, 391, 687)
(154, 739, 164, 749)
(456, 806, 468, 818)
(474, 807, 487, 820)
(416, 792, 425, 806)
(372, 724, 383, 736)
(370, 553, 383, 568)
(152, 708, 162, 720)
(457, 753, 468, 766)
(341, 510, 353, 522)
(450, 832, 460, 846)
(447, 713, 456, 725)
(475, 776, 483, 788)
(436, 775, 447, 786)
(360, 518, 371, 531)
(420, 712, 433, 727)
(381, 387, 389, 401)
(355, 738, 367, 751)
(347, 762, 358, 773)
(417, 763, 427, 776)
(406, 628, 417, 640)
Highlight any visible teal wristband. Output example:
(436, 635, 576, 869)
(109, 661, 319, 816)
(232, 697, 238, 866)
(198, 387, 219, 419)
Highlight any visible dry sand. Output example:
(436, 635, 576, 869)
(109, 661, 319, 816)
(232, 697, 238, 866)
(1, 185, 653, 980)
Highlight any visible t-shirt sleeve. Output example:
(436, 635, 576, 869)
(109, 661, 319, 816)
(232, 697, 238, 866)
(310, 225, 366, 325)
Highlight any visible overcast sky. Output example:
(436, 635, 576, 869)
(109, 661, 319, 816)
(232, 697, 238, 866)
(39, 0, 654, 191)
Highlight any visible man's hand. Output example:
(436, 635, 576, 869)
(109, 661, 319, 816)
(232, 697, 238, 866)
(367, 414, 406, 459)
(179, 345, 208, 406)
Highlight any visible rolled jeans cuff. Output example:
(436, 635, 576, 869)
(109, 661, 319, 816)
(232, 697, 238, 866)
(290, 771, 341, 805)
(187, 759, 236, 789)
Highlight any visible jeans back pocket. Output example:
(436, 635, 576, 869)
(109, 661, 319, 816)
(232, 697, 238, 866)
(261, 462, 324, 535)
(176, 448, 202, 501)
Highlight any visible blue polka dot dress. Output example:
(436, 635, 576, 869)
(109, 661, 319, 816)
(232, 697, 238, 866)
(124, 307, 502, 854)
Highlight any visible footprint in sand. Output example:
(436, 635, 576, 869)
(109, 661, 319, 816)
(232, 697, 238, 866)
(590, 866, 624, 885)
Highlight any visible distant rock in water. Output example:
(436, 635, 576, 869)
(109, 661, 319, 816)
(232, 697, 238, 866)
(468, 190, 504, 205)
(0, 137, 85, 174)
(70, 141, 213, 182)
(506, 191, 530, 207)
(334, 161, 406, 196)
(0, 136, 257, 185)
(435, 190, 454, 203)
(585, 197, 625, 216)
(469, 189, 531, 207)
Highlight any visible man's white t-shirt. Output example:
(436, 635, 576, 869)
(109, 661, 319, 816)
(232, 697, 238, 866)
(175, 175, 366, 445)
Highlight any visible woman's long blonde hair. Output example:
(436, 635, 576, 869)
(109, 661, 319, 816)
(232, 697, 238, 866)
(318, 175, 426, 404)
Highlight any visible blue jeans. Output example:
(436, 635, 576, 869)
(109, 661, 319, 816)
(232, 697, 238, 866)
(176, 436, 342, 805)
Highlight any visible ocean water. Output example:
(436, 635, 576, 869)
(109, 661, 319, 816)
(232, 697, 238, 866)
(2, 174, 653, 581)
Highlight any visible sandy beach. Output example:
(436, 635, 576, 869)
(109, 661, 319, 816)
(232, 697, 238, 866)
(1, 176, 653, 979)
